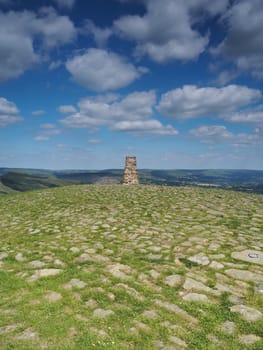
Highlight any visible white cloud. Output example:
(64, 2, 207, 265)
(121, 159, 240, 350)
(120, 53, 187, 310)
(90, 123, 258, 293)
(34, 135, 50, 142)
(60, 90, 178, 135)
(111, 120, 178, 135)
(32, 110, 45, 115)
(66, 48, 146, 91)
(81, 20, 112, 47)
(35, 124, 61, 141)
(0, 8, 76, 82)
(158, 85, 261, 119)
(224, 107, 263, 124)
(52, 0, 76, 9)
(48, 60, 62, 70)
(114, 0, 228, 62)
(57, 105, 77, 114)
(190, 124, 263, 146)
(0, 97, 23, 127)
(214, 0, 263, 78)
(190, 125, 233, 143)
(88, 139, 101, 144)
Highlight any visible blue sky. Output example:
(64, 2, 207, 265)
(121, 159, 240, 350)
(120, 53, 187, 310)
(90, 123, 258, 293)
(0, 0, 262, 170)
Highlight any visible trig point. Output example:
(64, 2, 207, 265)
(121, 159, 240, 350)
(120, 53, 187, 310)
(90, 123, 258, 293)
(123, 156, 139, 185)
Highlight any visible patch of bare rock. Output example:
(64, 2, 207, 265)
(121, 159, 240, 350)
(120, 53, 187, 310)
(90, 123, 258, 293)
(154, 299, 197, 324)
(44, 291, 62, 302)
(225, 269, 263, 282)
(182, 293, 209, 302)
(230, 304, 262, 321)
(93, 308, 114, 318)
(220, 321, 236, 334)
(26, 268, 62, 282)
(231, 250, 263, 265)
(239, 334, 261, 345)
(188, 253, 210, 266)
(105, 263, 134, 280)
(63, 278, 86, 290)
(164, 274, 182, 287)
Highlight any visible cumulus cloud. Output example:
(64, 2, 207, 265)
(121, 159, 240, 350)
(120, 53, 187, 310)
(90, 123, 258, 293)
(214, 0, 263, 78)
(81, 20, 112, 47)
(190, 124, 263, 146)
(32, 110, 45, 115)
(35, 123, 61, 141)
(57, 105, 77, 114)
(225, 111, 263, 124)
(158, 85, 261, 119)
(60, 90, 178, 135)
(66, 48, 147, 91)
(88, 139, 101, 144)
(111, 120, 178, 135)
(0, 97, 23, 127)
(114, 0, 228, 62)
(0, 7, 76, 82)
(190, 125, 233, 143)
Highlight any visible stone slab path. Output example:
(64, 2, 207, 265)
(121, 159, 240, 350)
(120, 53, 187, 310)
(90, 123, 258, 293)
(0, 185, 262, 349)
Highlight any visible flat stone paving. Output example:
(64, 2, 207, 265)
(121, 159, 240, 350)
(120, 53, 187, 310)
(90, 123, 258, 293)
(0, 185, 262, 349)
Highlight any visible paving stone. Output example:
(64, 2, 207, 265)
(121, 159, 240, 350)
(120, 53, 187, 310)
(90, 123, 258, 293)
(105, 263, 133, 280)
(64, 278, 86, 289)
(188, 253, 210, 266)
(0, 252, 8, 260)
(0, 324, 21, 334)
(115, 283, 145, 301)
(183, 278, 220, 296)
(255, 283, 263, 294)
(220, 321, 236, 334)
(28, 260, 46, 268)
(142, 310, 158, 319)
(85, 299, 97, 308)
(239, 334, 261, 345)
(230, 304, 262, 321)
(182, 293, 209, 302)
(26, 268, 62, 282)
(165, 274, 182, 287)
(154, 299, 198, 324)
(232, 250, 263, 265)
(44, 291, 62, 302)
(90, 327, 108, 338)
(209, 261, 224, 269)
(93, 308, 114, 318)
(132, 320, 151, 332)
(16, 327, 38, 340)
(169, 336, 187, 349)
(15, 253, 26, 262)
(74, 253, 109, 263)
(225, 269, 263, 282)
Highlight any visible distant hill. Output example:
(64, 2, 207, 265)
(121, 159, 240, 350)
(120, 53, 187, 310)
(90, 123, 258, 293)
(0, 171, 78, 192)
(0, 168, 263, 194)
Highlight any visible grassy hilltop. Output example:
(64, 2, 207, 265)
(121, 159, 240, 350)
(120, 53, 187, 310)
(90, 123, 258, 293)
(0, 185, 262, 349)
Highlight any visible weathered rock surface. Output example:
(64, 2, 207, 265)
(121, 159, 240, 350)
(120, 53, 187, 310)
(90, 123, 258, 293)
(230, 305, 262, 321)
(231, 250, 263, 265)
(26, 268, 62, 282)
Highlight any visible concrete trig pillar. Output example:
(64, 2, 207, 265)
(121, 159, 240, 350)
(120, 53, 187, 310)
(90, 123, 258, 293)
(123, 156, 139, 185)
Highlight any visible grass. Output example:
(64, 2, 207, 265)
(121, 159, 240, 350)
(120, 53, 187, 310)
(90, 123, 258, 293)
(0, 184, 262, 349)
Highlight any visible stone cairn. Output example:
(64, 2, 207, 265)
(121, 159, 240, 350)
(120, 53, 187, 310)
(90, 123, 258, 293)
(123, 156, 139, 185)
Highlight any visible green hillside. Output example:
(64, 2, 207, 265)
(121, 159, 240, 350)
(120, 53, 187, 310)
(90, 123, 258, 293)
(1, 168, 263, 195)
(0, 185, 262, 349)
(0, 180, 17, 194)
(1, 171, 79, 192)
